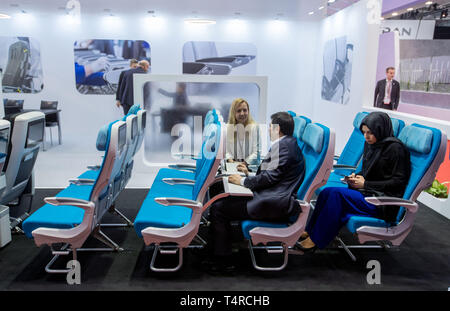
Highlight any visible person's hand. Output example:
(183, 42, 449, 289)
(344, 173, 355, 182)
(348, 175, 365, 189)
(237, 163, 249, 176)
(116, 100, 121, 108)
(228, 174, 242, 185)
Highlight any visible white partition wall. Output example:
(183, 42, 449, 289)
(310, 0, 382, 154)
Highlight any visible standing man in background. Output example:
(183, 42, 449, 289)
(374, 67, 400, 111)
(116, 58, 138, 111)
(116, 60, 149, 115)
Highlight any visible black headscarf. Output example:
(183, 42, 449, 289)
(359, 112, 401, 178)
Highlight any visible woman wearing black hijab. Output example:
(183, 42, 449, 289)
(297, 112, 411, 251)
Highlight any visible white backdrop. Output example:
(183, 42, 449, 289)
(0, 12, 319, 187)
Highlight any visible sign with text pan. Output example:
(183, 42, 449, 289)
(381, 20, 436, 40)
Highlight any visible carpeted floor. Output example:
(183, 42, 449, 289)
(0, 189, 449, 291)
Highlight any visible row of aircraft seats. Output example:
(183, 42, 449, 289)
(0, 111, 46, 235)
(21, 105, 146, 272)
(12, 107, 447, 276)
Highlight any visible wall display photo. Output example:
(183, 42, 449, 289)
(0, 36, 44, 94)
(321, 36, 354, 105)
(395, 39, 450, 121)
(143, 80, 260, 164)
(399, 40, 450, 94)
(182, 41, 256, 75)
(74, 39, 151, 95)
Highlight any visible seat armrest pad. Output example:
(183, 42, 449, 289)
(162, 178, 195, 185)
(333, 165, 357, 170)
(44, 197, 94, 211)
(365, 196, 418, 213)
(69, 178, 96, 185)
(168, 164, 197, 170)
(87, 165, 101, 170)
(154, 197, 202, 210)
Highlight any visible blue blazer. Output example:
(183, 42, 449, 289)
(117, 67, 147, 108)
(244, 135, 305, 220)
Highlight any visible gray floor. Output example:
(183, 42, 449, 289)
(0, 189, 449, 291)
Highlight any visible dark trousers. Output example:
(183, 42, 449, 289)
(380, 102, 393, 110)
(306, 187, 380, 249)
(208, 197, 250, 257)
(122, 104, 131, 115)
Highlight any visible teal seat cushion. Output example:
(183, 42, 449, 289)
(133, 168, 196, 238)
(22, 184, 93, 238)
(346, 216, 389, 234)
(134, 195, 193, 238)
(241, 220, 288, 240)
(78, 169, 100, 180)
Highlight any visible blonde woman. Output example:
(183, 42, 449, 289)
(226, 98, 260, 166)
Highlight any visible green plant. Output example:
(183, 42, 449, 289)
(425, 180, 448, 199)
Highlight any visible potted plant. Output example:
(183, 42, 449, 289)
(425, 180, 448, 199)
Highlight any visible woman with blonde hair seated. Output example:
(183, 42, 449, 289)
(226, 98, 260, 166)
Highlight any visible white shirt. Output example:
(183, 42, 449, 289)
(225, 123, 260, 165)
(383, 79, 393, 104)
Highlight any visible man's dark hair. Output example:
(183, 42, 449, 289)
(270, 112, 294, 136)
(386, 66, 395, 72)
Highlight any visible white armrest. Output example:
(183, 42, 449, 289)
(87, 165, 100, 170)
(364, 196, 419, 213)
(168, 164, 197, 171)
(162, 178, 195, 186)
(68, 178, 96, 185)
(154, 197, 202, 210)
(44, 197, 93, 211)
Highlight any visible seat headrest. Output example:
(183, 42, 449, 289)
(302, 123, 324, 154)
(204, 110, 216, 126)
(287, 110, 296, 117)
(293, 116, 307, 140)
(398, 125, 433, 154)
(96, 124, 109, 151)
(353, 112, 368, 129)
(127, 105, 140, 116)
(391, 118, 403, 137)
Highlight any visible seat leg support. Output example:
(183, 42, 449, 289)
(335, 237, 357, 262)
(91, 227, 123, 251)
(100, 205, 134, 228)
(150, 245, 183, 272)
(45, 243, 73, 274)
(248, 241, 289, 272)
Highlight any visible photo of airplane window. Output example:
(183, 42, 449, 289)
(182, 41, 256, 75)
(0, 36, 44, 94)
(143, 81, 260, 164)
(74, 39, 151, 95)
(321, 36, 353, 105)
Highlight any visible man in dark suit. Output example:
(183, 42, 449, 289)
(116, 60, 149, 115)
(115, 59, 138, 110)
(374, 67, 400, 111)
(205, 112, 305, 274)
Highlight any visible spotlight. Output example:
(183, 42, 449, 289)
(441, 9, 448, 19)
